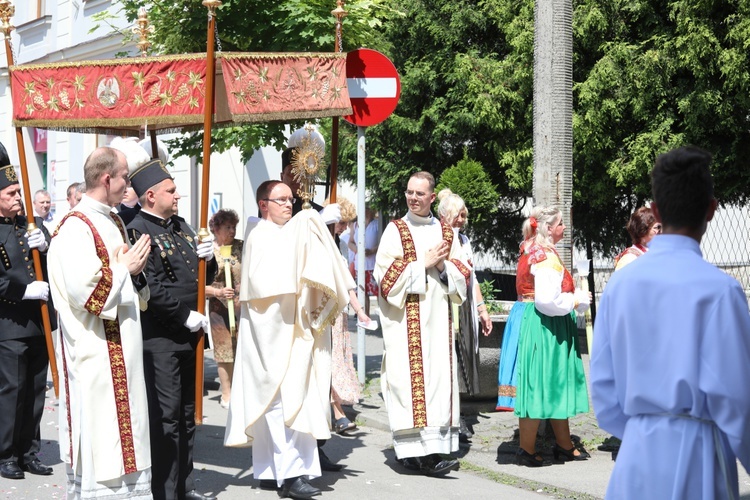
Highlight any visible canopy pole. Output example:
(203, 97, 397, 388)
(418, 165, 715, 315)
(0, 0, 59, 398)
(195, 0, 221, 426)
(328, 1, 348, 205)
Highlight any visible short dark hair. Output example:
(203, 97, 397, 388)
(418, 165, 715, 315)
(651, 146, 714, 230)
(256, 180, 283, 208)
(209, 208, 240, 234)
(626, 207, 656, 245)
(281, 147, 297, 170)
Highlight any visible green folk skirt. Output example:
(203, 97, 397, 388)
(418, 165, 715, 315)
(513, 303, 589, 419)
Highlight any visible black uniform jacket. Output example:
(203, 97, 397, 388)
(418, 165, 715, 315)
(0, 215, 55, 340)
(127, 211, 217, 353)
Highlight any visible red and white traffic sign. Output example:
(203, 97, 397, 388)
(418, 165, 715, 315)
(343, 48, 401, 127)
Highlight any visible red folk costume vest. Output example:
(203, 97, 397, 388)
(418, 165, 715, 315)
(516, 242, 574, 300)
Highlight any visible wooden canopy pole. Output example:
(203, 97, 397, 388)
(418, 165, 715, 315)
(0, 0, 59, 397)
(328, 1, 348, 204)
(194, 0, 221, 425)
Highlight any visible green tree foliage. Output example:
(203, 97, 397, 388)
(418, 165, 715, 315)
(339, 0, 750, 259)
(573, 0, 750, 255)
(101, 0, 396, 162)
(335, 0, 532, 260)
(435, 154, 500, 240)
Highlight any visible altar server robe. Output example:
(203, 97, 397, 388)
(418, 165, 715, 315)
(591, 235, 750, 499)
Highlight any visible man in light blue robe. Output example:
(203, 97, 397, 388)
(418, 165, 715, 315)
(591, 146, 750, 500)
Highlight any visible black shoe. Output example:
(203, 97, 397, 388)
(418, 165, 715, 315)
(318, 449, 344, 472)
(515, 448, 551, 467)
(597, 436, 621, 452)
(184, 490, 216, 500)
(420, 454, 460, 476)
(552, 443, 590, 461)
(0, 461, 24, 479)
(259, 479, 278, 490)
(279, 477, 321, 499)
(397, 456, 422, 471)
(459, 415, 473, 440)
(20, 459, 52, 476)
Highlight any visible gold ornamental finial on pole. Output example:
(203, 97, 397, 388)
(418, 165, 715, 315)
(0, 0, 15, 40)
(331, 0, 347, 53)
(202, 0, 222, 16)
(132, 7, 154, 57)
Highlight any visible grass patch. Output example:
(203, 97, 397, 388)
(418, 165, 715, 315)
(457, 458, 601, 500)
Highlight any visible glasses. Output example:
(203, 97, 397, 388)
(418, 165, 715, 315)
(404, 190, 430, 198)
(262, 197, 296, 206)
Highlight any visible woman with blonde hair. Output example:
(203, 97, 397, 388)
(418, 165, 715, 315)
(330, 198, 369, 433)
(513, 206, 591, 466)
(437, 189, 493, 440)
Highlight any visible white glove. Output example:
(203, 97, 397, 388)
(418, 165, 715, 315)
(196, 235, 214, 260)
(318, 203, 341, 225)
(23, 281, 49, 301)
(26, 228, 48, 252)
(574, 289, 591, 314)
(184, 310, 208, 332)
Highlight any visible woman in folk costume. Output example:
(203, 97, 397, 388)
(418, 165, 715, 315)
(436, 189, 492, 440)
(514, 206, 591, 467)
(496, 217, 539, 412)
(614, 206, 661, 271)
(598, 206, 661, 458)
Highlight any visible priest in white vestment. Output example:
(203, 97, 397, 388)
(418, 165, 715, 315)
(48, 146, 153, 499)
(591, 146, 750, 500)
(374, 172, 470, 476)
(224, 180, 354, 499)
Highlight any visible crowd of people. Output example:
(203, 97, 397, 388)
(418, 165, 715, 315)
(1, 139, 749, 500)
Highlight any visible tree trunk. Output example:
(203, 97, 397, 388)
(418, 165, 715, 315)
(532, 0, 573, 268)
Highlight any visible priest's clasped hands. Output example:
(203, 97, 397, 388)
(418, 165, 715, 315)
(425, 240, 450, 273)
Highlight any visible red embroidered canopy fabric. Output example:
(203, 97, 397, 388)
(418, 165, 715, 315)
(9, 52, 351, 135)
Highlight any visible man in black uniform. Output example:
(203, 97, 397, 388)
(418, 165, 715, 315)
(0, 142, 55, 480)
(126, 159, 217, 500)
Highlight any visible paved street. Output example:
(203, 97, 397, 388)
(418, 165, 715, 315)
(3, 305, 750, 499)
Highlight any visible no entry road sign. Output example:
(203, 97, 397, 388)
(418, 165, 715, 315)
(343, 48, 401, 127)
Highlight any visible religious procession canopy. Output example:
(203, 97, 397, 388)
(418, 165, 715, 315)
(8, 52, 351, 135)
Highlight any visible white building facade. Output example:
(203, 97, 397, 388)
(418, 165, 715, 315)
(0, 0, 288, 233)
